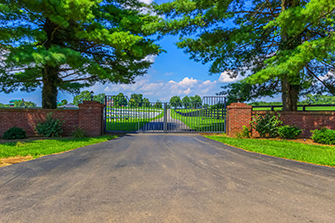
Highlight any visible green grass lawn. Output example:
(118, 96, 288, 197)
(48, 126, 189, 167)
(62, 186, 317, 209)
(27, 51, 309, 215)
(106, 111, 164, 132)
(205, 136, 335, 166)
(171, 109, 225, 132)
(0, 135, 117, 159)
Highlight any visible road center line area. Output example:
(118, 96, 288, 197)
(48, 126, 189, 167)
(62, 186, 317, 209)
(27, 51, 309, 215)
(1, 134, 335, 223)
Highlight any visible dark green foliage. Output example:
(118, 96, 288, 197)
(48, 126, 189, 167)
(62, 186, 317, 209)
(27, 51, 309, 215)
(154, 101, 163, 109)
(190, 95, 202, 108)
(3, 127, 26, 140)
(72, 128, 86, 138)
(182, 96, 191, 108)
(35, 113, 63, 137)
(237, 126, 251, 139)
(301, 95, 335, 105)
(156, 0, 335, 111)
(73, 91, 106, 105)
(60, 99, 68, 106)
(251, 113, 282, 138)
(311, 128, 335, 145)
(278, 125, 302, 139)
(142, 98, 151, 107)
(130, 94, 143, 107)
(170, 96, 182, 108)
(13, 100, 36, 108)
(219, 80, 280, 105)
(0, 0, 162, 108)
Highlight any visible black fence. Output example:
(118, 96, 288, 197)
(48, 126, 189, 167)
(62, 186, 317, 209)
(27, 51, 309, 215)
(104, 95, 227, 133)
(252, 104, 335, 111)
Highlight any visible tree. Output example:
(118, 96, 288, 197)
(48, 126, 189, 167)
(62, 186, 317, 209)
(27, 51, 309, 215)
(182, 96, 191, 108)
(155, 0, 335, 111)
(0, 1, 162, 109)
(154, 100, 162, 109)
(130, 93, 143, 107)
(302, 94, 335, 105)
(143, 98, 151, 107)
(94, 93, 106, 104)
(73, 91, 105, 105)
(0, 103, 9, 108)
(218, 80, 280, 105)
(14, 100, 36, 108)
(60, 99, 68, 106)
(73, 91, 91, 106)
(113, 93, 127, 107)
(129, 98, 136, 108)
(170, 96, 182, 108)
(190, 95, 202, 108)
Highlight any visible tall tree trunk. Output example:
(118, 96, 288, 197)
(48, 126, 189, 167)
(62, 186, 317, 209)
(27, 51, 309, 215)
(42, 65, 59, 109)
(42, 18, 60, 109)
(281, 77, 299, 111)
(280, 0, 300, 111)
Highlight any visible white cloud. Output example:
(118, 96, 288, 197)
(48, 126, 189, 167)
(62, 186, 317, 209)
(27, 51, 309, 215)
(139, 0, 154, 3)
(93, 75, 221, 101)
(218, 71, 242, 83)
(144, 55, 157, 63)
(177, 77, 198, 87)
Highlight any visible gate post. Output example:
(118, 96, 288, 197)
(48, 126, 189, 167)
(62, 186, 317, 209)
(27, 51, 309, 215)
(164, 103, 167, 133)
(226, 103, 252, 137)
(78, 101, 105, 137)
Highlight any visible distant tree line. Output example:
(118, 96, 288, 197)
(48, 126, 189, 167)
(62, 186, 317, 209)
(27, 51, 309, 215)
(0, 100, 36, 108)
(170, 95, 202, 109)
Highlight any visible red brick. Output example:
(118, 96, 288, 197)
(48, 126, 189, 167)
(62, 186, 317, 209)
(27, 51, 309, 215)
(0, 101, 105, 138)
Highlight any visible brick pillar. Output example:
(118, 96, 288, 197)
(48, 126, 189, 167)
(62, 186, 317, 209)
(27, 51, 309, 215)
(227, 103, 252, 137)
(78, 101, 105, 137)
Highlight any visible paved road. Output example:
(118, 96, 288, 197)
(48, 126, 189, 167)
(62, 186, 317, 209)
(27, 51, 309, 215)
(1, 134, 335, 223)
(140, 109, 191, 132)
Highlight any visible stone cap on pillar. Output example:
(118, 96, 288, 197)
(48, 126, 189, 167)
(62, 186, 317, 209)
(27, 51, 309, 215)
(227, 103, 252, 109)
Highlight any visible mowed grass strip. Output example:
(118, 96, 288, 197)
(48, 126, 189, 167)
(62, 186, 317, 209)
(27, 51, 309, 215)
(0, 135, 117, 159)
(205, 136, 335, 167)
(171, 109, 225, 132)
(106, 111, 164, 132)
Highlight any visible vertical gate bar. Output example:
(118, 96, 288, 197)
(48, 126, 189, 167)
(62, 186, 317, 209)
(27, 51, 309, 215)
(104, 96, 107, 133)
(211, 97, 213, 132)
(224, 96, 227, 133)
(164, 103, 167, 133)
(214, 97, 216, 133)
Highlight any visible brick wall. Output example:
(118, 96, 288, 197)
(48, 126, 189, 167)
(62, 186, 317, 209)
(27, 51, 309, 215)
(0, 101, 105, 138)
(252, 111, 335, 138)
(78, 101, 105, 137)
(227, 103, 252, 137)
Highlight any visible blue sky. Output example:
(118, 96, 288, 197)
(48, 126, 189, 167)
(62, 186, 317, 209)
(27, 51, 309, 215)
(0, 0, 244, 105)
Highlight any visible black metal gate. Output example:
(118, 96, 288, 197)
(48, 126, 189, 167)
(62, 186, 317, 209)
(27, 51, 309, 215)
(104, 96, 226, 133)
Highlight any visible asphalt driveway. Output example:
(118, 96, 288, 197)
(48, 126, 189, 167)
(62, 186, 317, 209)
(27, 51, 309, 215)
(1, 134, 335, 222)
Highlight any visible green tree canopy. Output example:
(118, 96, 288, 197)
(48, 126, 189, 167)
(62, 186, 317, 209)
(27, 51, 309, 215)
(14, 100, 36, 108)
(182, 96, 191, 108)
(170, 95, 182, 108)
(154, 100, 162, 109)
(143, 97, 151, 107)
(302, 94, 335, 105)
(155, 0, 335, 111)
(190, 95, 202, 108)
(60, 99, 68, 106)
(73, 90, 105, 105)
(113, 93, 128, 107)
(0, 0, 162, 109)
(130, 93, 143, 107)
(0, 103, 9, 108)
